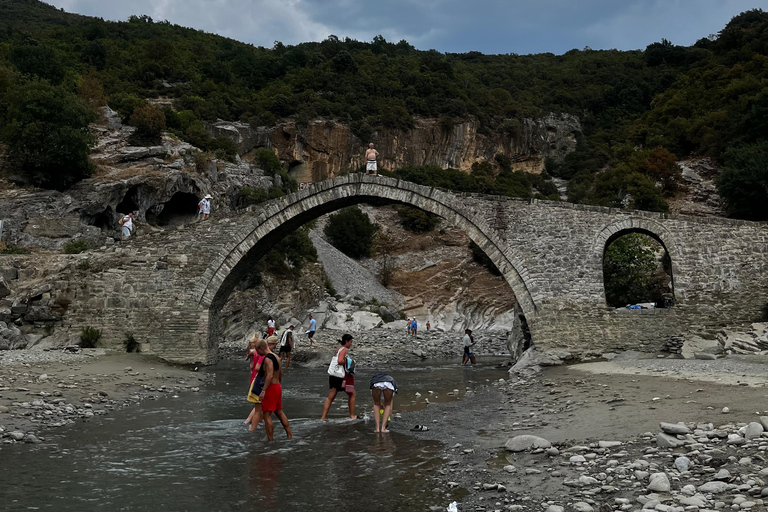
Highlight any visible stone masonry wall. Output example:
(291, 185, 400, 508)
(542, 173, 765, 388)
(6, 175, 767, 364)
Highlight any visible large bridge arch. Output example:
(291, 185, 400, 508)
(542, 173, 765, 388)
(194, 175, 539, 338)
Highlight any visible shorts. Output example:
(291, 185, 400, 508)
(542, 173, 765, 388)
(373, 382, 395, 391)
(307, 330, 315, 339)
(464, 346, 474, 357)
(262, 383, 283, 412)
(366, 161, 377, 171)
(343, 375, 355, 395)
(279, 344, 292, 354)
(267, 327, 275, 336)
(329, 375, 345, 391)
(122, 226, 131, 237)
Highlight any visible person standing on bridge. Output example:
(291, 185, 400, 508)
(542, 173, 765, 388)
(365, 143, 379, 176)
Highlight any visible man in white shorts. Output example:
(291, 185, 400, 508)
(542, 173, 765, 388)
(365, 143, 379, 176)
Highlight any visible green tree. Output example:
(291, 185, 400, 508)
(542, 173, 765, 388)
(324, 206, 379, 259)
(2, 80, 96, 190)
(715, 142, 768, 220)
(9, 43, 64, 85)
(603, 233, 671, 307)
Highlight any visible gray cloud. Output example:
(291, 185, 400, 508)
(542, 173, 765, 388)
(46, 0, 764, 54)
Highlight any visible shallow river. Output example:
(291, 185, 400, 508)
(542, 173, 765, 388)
(1, 358, 506, 511)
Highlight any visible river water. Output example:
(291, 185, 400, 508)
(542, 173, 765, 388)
(1, 358, 506, 512)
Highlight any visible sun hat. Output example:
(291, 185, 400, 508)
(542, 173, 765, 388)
(204, 194, 212, 199)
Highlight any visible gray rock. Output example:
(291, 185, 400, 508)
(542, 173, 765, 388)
(572, 502, 593, 512)
(722, 407, 730, 414)
(9, 431, 25, 441)
(578, 475, 599, 486)
(547, 506, 564, 512)
(713, 469, 730, 481)
(24, 434, 40, 444)
(660, 422, 690, 435)
(546, 447, 560, 457)
(503, 465, 516, 473)
(679, 496, 707, 507)
(598, 440, 623, 448)
(504, 435, 552, 452)
(744, 422, 764, 440)
(698, 481, 729, 494)
(680, 485, 696, 496)
(648, 473, 671, 492)
(674, 456, 691, 473)
(657, 432, 686, 448)
(570, 455, 587, 463)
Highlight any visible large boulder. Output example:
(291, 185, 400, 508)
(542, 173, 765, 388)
(504, 435, 552, 452)
(510, 347, 563, 375)
(680, 335, 721, 359)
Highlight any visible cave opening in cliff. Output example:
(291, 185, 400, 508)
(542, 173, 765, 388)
(90, 207, 115, 231)
(116, 186, 140, 215)
(146, 192, 200, 228)
(603, 231, 674, 309)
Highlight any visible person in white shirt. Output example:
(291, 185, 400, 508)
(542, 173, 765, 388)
(462, 329, 476, 365)
(267, 317, 276, 337)
(198, 194, 212, 220)
(120, 212, 134, 240)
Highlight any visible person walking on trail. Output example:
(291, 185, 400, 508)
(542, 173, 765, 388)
(307, 314, 316, 347)
(321, 334, 356, 421)
(198, 194, 212, 221)
(256, 337, 293, 440)
(119, 212, 134, 241)
(267, 316, 276, 337)
(426, 321, 430, 332)
(365, 143, 379, 176)
(462, 328, 477, 365)
(278, 325, 294, 368)
(370, 373, 397, 433)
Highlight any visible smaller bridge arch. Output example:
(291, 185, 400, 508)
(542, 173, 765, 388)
(593, 217, 681, 306)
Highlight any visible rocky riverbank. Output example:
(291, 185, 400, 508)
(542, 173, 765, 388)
(395, 352, 768, 512)
(0, 349, 212, 446)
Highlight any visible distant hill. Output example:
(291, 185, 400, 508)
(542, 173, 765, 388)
(0, 1, 766, 219)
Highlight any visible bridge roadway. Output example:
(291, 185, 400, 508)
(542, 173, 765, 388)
(56, 174, 768, 363)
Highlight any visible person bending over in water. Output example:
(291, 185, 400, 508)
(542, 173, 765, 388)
(256, 338, 293, 440)
(321, 334, 356, 421)
(370, 373, 397, 433)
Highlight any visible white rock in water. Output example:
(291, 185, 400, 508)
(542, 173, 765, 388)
(570, 455, 587, 463)
(598, 440, 623, 448)
(745, 422, 764, 440)
(504, 435, 551, 452)
(648, 472, 671, 492)
(674, 456, 691, 473)
(722, 407, 730, 414)
(503, 465, 516, 473)
(579, 475, 599, 486)
(547, 506, 564, 512)
(679, 496, 706, 507)
(698, 481, 729, 493)
(660, 422, 690, 435)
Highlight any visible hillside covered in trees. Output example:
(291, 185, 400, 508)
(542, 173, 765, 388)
(0, 0, 766, 219)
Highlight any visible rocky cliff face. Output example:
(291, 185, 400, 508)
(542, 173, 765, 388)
(0, 107, 275, 251)
(208, 113, 581, 183)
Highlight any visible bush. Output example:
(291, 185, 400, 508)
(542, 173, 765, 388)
(80, 326, 101, 348)
(123, 332, 140, 353)
(129, 103, 166, 145)
(397, 206, 439, 233)
(716, 142, 768, 220)
(324, 206, 379, 259)
(63, 239, 91, 254)
(2, 80, 96, 190)
(76, 259, 90, 270)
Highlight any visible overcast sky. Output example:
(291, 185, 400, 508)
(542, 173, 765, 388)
(46, 0, 766, 54)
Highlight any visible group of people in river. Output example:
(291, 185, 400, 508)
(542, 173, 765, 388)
(245, 323, 398, 439)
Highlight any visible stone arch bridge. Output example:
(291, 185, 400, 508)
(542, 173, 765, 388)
(57, 175, 768, 364)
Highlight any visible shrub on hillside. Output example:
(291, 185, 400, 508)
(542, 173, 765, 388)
(397, 206, 439, 233)
(63, 239, 91, 254)
(716, 142, 768, 221)
(324, 206, 379, 259)
(129, 103, 166, 145)
(2, 80, 96, 190)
